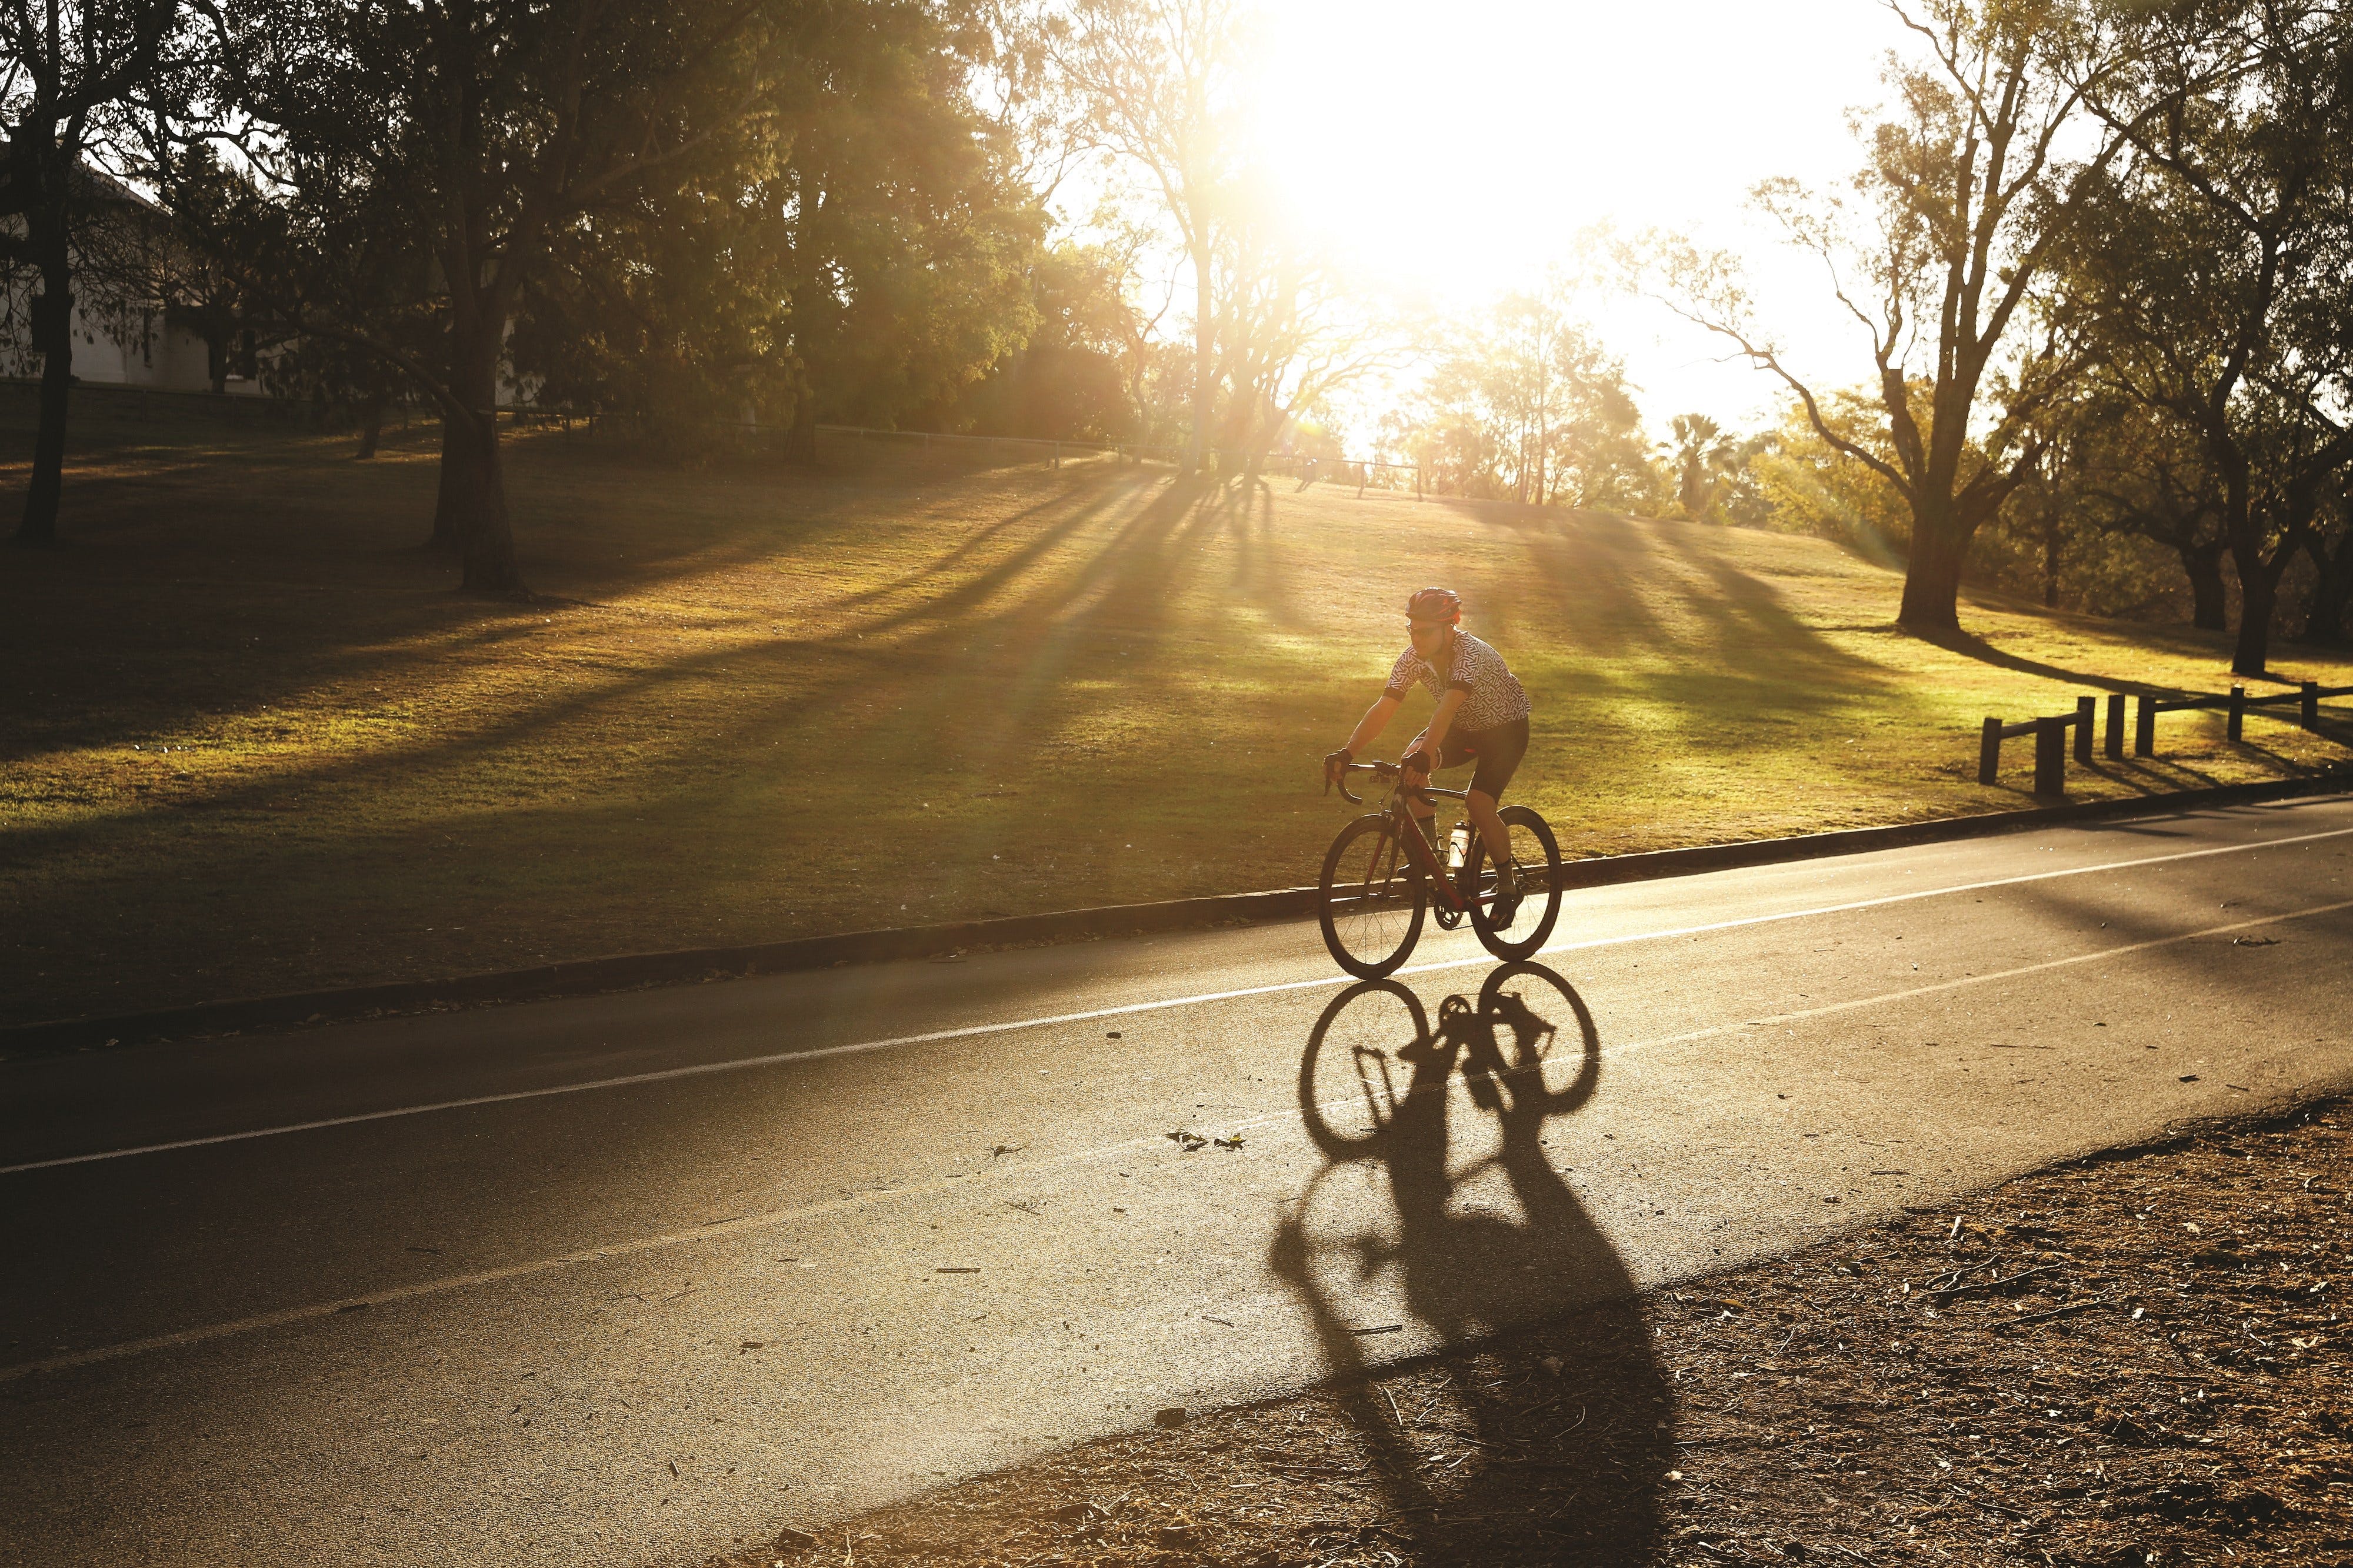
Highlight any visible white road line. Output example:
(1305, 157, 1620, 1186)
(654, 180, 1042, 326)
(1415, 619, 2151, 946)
(6, 818, 2351, 1177)
(8, 892, 2347, 1386)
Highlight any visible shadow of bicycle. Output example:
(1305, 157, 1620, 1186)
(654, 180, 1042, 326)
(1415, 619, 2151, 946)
(1268, 963, 1670, 1558)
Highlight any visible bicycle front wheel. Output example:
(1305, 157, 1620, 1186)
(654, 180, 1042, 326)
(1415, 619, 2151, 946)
(1317, 815, 1427, 978)
(1467, 805, 1563, 961)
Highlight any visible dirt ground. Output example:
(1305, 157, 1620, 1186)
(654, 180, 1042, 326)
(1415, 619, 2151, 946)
(724, 1102, 2353, 1566)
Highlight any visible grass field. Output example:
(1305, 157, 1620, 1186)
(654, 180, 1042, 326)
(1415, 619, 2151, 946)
(4, 395, 2350, 1028)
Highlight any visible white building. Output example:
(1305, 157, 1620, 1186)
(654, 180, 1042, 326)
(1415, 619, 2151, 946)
(0, 161, 266, 396)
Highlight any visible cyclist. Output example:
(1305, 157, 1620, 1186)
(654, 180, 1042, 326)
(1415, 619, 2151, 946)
(1323, 586, 1532, 916)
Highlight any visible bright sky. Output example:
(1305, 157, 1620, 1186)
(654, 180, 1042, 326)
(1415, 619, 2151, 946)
(1242, 0, 1906, 437)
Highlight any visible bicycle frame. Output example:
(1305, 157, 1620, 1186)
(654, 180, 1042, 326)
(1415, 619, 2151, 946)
(1337, 762, 1479, 915)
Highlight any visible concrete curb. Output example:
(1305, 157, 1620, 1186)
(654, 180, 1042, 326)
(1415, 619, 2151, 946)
(6, 770, 2347, 1057)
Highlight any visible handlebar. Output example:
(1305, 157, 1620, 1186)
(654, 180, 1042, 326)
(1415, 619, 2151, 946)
(1332, 759, 1398, 806)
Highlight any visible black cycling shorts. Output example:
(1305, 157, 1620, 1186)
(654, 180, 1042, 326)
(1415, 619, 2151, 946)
(1410, 716, 1529, 802)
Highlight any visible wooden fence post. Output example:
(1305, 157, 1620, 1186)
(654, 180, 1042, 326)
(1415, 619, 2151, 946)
(1414, 466, 1422, 501)
(2303, 681, 2321, 729)
(1979, 717, 2003, 785)
(2135, 693, 2157, 757)
(2034, 717, 2067, 797)
(2105, 693, 2125, 759)
(2074, 696, 2096, 763)
(1052, 442, 1061, 471)
(2228, 685, 2246, 741)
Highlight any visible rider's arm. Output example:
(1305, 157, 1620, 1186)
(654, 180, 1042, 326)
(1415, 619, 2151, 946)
(1342, 693, 1402, 756)
(1418, 688, 1468, 762)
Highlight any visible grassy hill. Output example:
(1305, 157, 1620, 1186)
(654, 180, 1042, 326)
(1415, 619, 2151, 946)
(4, 399, 2349, 1027)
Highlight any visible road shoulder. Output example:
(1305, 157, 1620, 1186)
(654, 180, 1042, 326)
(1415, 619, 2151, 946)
(731, 1101, 2353, 1567)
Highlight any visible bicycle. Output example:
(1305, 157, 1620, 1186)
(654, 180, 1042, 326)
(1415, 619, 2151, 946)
(1317, 759, 1562, 978)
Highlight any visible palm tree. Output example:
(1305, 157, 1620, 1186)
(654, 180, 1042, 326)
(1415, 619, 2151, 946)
(1662, 413, 1739, 522)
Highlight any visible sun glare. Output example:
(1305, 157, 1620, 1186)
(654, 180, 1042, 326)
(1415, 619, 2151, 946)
(1244, 0, 1897, 423)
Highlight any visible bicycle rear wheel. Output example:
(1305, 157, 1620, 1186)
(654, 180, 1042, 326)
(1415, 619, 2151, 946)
(1317, 815, 1427, 978)
(1466, 805, 1562, 961)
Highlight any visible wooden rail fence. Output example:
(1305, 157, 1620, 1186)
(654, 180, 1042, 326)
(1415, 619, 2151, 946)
(1978, 681, 2353, 796)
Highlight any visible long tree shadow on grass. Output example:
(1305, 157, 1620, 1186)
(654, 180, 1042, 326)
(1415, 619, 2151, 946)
(1920, 625, 2204, 695)
(0, 467, 1297, 1015)
(1268, 965, 1671, 1561)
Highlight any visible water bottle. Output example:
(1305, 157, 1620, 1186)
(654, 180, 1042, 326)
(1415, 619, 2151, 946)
(1447, 822, 1469, 870)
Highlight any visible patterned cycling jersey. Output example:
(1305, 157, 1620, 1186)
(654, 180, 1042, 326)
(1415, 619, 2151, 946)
(1382, 630, 1531, 733)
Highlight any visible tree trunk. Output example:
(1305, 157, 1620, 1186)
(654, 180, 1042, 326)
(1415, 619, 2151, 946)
(356, 384, 388, 459)
(427, 417, 463, 549)
(432, 332, 523, 592)
(782, 396, 818, 466)
(1896, 510, 1971, 634)
(2042, 521, 2060, 609)
(2232, 565, 2277, 676)
(1187, 236, 1212, 476)
(2181, 539, 2228, 632)
(14, 246, 74, 547)
(2301, 532, 2352, 646)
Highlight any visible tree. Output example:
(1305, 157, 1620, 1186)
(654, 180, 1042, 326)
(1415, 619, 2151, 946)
(1662, 413, 1739, 522)
(0, 0, 180, 546)
(1051, 0, 1250, 474)
(2068, 397, 2229, 630)
(758, 8, 1042, 458)
(517, 3, 1042, 459)
(945, 239, 1141, 439)
(1208, 177, 1407, 468)
(1747, 389, 1913, 565)
(184, 0, 801, 591)
(2302, 493, 2353, 646)
(2068, 0, 2353, 674)
(1388, 290, 1652, 511)
(1659, 0, 2139, 635)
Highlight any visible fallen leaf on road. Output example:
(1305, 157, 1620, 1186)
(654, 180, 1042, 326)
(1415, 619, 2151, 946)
(938, 1266, 982, 1274)
(1166, 1129, 1208, 1152)
(2233, 935, 2278, 946)
(1214, 1133, 1245, 1150)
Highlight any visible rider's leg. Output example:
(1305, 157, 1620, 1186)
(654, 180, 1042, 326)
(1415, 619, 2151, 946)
(1460, 720, 1528, 876)
(1467, 788, 1511, 864)
(1402, 772, 1439, 846)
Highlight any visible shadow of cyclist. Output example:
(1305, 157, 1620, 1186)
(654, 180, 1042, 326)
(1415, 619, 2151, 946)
(1267, 963, 1671, 1560)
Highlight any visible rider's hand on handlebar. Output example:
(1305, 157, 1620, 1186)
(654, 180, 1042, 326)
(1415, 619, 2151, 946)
(1323, 746, 1354, 791)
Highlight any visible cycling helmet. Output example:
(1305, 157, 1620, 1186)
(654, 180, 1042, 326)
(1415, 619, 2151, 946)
(1406, 586, 1461, 623)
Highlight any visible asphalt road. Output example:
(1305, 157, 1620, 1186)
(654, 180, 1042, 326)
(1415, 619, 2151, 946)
(4, 793, 2352, 1567)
